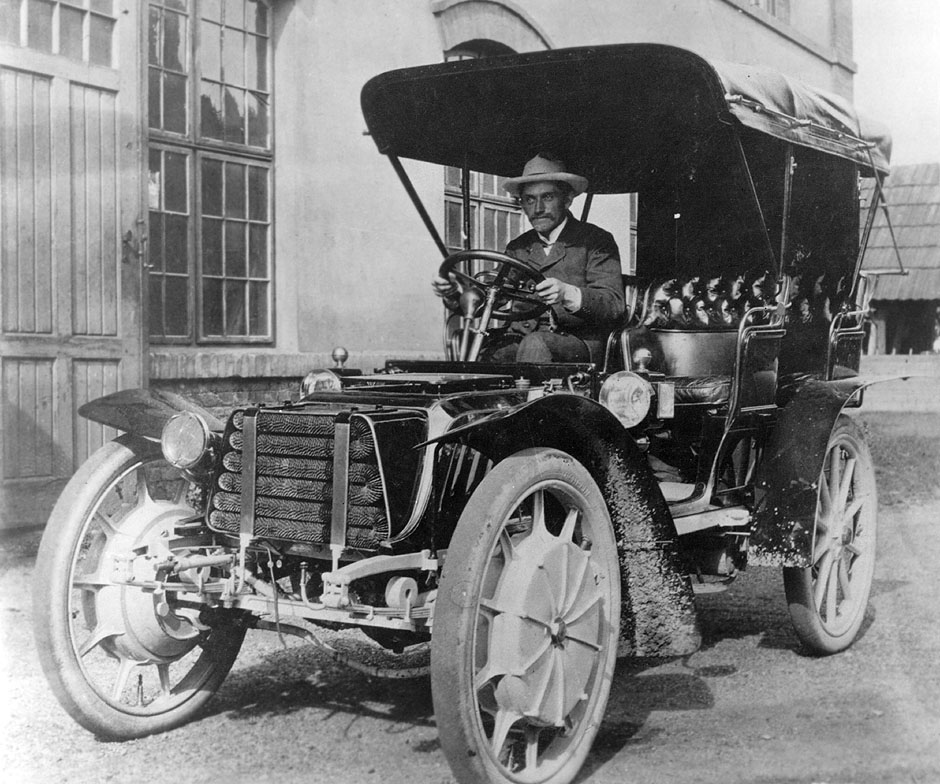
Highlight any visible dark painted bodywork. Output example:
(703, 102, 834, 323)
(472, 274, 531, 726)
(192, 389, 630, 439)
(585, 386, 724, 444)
(79, 388, 225, 440)
(78, 372, 702, 657)
(433, 392, 701, 656)
(750, 373, 909, 567)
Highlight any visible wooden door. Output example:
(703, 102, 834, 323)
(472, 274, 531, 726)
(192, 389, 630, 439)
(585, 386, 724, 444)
(0, 0, 144, 529)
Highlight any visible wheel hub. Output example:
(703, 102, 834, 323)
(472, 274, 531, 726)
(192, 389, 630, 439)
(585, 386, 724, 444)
(479, 530, 604, 728)
(78, 500, 202, 664)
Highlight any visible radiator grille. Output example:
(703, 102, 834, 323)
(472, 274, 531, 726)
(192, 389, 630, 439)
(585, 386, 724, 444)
(207, 408, 388, 548)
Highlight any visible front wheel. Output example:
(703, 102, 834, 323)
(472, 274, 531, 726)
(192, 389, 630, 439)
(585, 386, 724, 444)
(783, 416, 877, 654)
(432, 448, 620, 784)
(33, 435, 245, 739)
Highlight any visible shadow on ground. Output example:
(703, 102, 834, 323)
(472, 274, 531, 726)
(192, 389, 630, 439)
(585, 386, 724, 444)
(579, 660, 714, 780)
(207, 642, 436, 732)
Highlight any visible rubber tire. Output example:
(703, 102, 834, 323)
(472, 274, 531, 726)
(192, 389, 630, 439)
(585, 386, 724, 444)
(783, 416, 877, 655)
(432, 447, 620, 784)
(33, 435, 245, 739)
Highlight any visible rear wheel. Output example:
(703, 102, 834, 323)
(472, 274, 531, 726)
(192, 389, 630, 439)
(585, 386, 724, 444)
(784, 416, 877, 654)
(432, 448, 620, 784)
(33, 435, 245, 739)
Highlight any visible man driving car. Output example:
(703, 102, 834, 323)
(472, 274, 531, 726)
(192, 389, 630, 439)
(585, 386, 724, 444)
(432, 153, 625, 362)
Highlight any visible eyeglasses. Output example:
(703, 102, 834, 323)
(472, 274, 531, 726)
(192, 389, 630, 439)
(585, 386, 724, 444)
(520, 192, 561, 208)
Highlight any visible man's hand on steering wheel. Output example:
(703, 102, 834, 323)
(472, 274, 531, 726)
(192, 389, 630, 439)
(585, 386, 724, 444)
(432, 270, 577, 311)
(435, 250, 549, 323)
(434, 250, 556, 361)
(431, 273, 458, 298)
(535, 278, 581, 311)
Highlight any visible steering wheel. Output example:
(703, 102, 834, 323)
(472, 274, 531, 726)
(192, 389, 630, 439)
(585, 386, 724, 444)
(438, 250, 551, 362)
(439, 250, 548, 322)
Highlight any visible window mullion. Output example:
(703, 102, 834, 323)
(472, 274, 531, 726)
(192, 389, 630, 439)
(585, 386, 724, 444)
(190, 0, 198, 144)
(194, 147, 203, 343)
(191, 0, 200, 341)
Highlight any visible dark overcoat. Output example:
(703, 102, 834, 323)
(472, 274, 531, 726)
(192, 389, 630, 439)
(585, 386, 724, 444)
(505, 215, 626, 355)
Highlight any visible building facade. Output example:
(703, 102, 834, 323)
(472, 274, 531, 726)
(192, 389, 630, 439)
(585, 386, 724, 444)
(1, 0, 857, 527)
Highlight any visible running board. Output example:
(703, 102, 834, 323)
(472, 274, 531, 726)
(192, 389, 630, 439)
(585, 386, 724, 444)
(659, 482, 697, 503)
(674, 506, 751, 536)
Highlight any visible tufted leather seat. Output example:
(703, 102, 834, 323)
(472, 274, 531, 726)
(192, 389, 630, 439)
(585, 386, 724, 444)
(669, 374, 732, 405)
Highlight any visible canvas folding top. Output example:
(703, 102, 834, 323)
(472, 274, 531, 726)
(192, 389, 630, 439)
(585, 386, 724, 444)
(361, 42, 891, 194)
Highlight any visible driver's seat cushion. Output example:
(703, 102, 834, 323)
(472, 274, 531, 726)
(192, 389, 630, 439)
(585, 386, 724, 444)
(669, 375, 731, 405)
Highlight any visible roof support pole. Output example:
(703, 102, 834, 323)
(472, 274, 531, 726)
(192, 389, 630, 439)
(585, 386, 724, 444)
(388, 154, 449, 258)
(461, 161, 472, 251)
(779, 145, 795, 271)
(853, 177, 882, 300)
(729, 128, 779, 275)
(869, 152, 906, 276)
(851, 157, 907, 301)
(580, 192, 593, 222)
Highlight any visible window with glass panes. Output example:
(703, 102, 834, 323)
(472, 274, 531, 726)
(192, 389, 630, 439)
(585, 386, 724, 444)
(444, 168, 524, 269)
(443, 44, 523, 276)
(147, 0, 271, 344)
(1, 0, 116, 65)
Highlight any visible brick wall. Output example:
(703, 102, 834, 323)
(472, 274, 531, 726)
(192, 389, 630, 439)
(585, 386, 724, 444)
(149, 351, 337, 419)
(151, 376, 303, 422)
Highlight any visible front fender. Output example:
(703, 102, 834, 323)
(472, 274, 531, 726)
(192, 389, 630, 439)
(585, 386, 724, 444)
(440, 394, 702, 657)
(751, 373, 909, 566)
(78, 389, 225, 441)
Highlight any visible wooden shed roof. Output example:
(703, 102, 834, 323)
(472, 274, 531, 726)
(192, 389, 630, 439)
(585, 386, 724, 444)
(862, 163, 940, 300)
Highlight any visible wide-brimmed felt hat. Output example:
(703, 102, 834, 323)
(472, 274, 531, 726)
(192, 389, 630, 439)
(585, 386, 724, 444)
(504, 154, 588, 197)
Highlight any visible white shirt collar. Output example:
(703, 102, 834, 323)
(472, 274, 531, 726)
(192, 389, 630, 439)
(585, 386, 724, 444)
(538, 216, 568, 247)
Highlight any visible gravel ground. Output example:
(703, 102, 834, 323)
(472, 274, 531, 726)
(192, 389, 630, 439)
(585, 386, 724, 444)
(2, 413, 938, 784)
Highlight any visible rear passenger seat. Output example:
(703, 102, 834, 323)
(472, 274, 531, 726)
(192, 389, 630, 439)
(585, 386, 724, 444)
(620, 273, 758, 406)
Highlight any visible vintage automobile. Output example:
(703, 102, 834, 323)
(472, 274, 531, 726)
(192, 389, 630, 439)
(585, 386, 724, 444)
(34, 44, 902, 784)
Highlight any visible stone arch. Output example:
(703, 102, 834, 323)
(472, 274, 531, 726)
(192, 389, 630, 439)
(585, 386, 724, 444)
(431, 0, 553, 54)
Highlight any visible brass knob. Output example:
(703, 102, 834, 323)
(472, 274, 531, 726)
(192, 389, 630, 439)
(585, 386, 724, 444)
(632, 347, 653, 372)
(331, 346, 349, 368)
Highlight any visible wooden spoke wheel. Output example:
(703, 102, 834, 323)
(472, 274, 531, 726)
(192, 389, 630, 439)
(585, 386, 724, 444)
(33, 436, 244, 739)
(432, 448, 620, 784)
(784, 416, 878, 654)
